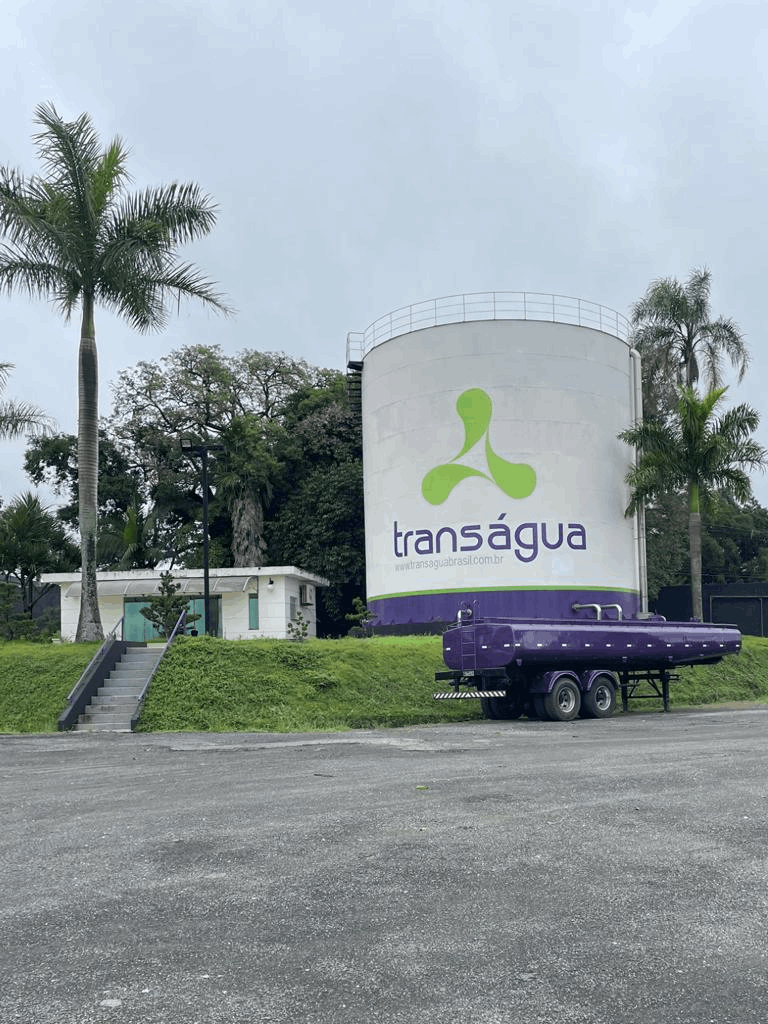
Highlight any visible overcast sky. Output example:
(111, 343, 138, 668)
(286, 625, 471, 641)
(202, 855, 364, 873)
(2, 0, 768, 506)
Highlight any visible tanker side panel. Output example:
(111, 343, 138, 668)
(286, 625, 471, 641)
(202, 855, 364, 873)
(442, 618, 741, 673)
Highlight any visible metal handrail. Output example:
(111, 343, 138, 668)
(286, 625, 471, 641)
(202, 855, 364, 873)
(346, 290, 630, 362)
(66, 616, 124, 701)
(134, 609, 187, 711)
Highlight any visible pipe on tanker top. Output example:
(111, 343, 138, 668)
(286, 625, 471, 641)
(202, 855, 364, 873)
(572, 603, 603, 620)
(571, 602, 624, 620)
(630, 348, 649, 613)
(600, 603, 624, 619)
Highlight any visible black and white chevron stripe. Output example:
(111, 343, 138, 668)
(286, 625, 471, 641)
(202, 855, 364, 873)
(432, 690, 507, 700)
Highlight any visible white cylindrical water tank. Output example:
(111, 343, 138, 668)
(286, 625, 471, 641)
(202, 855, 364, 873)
(349, 292, 644, 630)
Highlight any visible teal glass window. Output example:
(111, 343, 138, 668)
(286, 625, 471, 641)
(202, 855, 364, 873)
(249, 595, 259, 629)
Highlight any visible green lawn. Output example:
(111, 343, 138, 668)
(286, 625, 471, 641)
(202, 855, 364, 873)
(1, 634, 767, 734)
(137, 635, 483, 732)
(0, 641, 100, 732)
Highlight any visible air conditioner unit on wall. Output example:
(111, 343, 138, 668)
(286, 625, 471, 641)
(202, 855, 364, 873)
(299, 584, 313, 606)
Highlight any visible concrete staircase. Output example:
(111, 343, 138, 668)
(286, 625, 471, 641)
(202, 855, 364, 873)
(76, 644, 165, 732)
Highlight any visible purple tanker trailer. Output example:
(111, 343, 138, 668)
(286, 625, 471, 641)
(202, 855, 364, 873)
(433, 604, 742, 722)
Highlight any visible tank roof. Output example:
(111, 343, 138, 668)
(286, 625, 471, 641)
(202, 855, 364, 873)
(347, 291, 630, 362)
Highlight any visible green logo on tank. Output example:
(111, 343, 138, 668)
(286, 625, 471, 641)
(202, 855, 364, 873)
(421, 388, 536, 505)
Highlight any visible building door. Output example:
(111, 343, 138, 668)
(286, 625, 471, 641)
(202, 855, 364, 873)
(123, 596, 222, 641)
(186, 596, 222, 636)
(124, 598, 162, 642)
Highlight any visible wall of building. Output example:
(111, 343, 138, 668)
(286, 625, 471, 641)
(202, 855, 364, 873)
(53, 574, 319, 641)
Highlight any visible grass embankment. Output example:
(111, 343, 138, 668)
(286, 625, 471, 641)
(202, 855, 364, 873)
(137, 635, 481, 732)
(0, 641, 100, 732)
(664, 635, 768, 708)
(1, 635, 767, 735)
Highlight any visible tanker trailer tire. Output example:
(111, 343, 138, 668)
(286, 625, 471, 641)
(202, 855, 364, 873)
(480, 695, 523, 720)
(543, 676, 581, 722)
(581, 674, 617, 719)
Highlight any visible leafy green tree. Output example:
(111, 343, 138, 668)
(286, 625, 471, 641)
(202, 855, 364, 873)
(0, 362, 53, 441)
(266, 373, 364, 634)
(643, 490, 690, 602)
(107, 346, 342, 571)
(0, 491, 79, 615)
(22, 342, 366, 630)
(0, 103, 230, 640)
(108, 346, 287, 558)
(642, 491, 768, 601)
(139, 571, 200, 638)
(620, 387, 767, 621)
(0, 580, 54, 640)
(268, 460, 365, 633)
(702, 495, 768, 585)
(215, 415, 280, 566)
(24, 430, 142, 531)
(24, 430, 170, 569)
(631, 268, 749, 421)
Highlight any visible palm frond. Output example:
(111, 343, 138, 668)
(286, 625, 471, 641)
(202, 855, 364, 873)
(114, 183, 220, 246)
(0, 248, 75, 306)
(151, 260, 233, 313)
(631, 276, 688, 326)
(97, 255, 232, 332)
(621, 384, 767, 515)
(32, 103, 100, 235)
(683, 266, 710, 326)
(90, 139, 131, 221)
(0, 170, 71, 258)
(0, 399, 55, 439)
(716, 402, 761, 441)
(632, 267, 748, 397)
(706, 316, 749, 382)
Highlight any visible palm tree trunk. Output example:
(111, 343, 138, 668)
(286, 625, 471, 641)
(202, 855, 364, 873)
(75, 293, 104, 641)
(688, 482, 703, 621)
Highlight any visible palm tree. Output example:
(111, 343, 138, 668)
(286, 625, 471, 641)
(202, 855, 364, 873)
(620, 387, 766, 621)
(0, 362, 53, 439)
(0, 103, 231, 639)
(0, 490, 79, 615)
(631, 268, 748, 414)
(98, 496, 164, 570)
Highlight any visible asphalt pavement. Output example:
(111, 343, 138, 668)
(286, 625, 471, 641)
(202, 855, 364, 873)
(1, 708, 767, 1024)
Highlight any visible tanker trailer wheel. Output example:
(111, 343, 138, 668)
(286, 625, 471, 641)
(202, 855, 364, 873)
(480, 695, 523, 720)
(543, 676, 581, 722)
(581, 674, 617, 719)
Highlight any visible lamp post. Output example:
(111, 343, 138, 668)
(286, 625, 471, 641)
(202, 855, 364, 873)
(181, 438, 224, 636)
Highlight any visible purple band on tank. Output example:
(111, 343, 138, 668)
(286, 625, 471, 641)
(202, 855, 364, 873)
(369, 590, 641, 628)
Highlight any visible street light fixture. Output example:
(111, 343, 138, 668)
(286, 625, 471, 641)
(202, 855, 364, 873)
(181, 438, 224, 636)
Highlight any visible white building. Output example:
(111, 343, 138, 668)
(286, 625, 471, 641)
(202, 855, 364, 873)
(41, 566, 328, 641)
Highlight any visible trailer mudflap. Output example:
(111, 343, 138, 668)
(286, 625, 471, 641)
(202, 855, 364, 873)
(433, 667, 509, 700)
